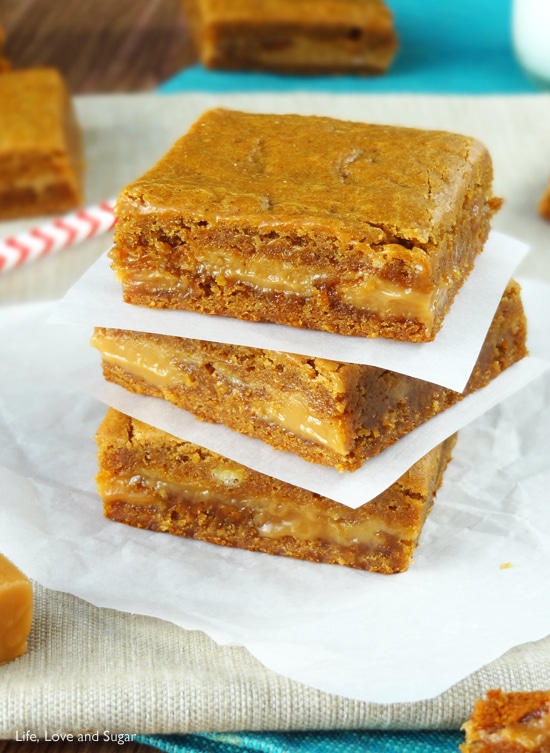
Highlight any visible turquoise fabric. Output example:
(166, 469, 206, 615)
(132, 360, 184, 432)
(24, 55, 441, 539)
(159, 0, 540, 94)
(136, 730, 463, 753)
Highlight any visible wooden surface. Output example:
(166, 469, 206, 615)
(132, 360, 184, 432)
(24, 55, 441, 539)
(0, 0, 197, 92)
(0, 3, 195, 749)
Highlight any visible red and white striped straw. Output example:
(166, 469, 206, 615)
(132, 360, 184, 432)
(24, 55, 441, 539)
(0, 199, 117, 273)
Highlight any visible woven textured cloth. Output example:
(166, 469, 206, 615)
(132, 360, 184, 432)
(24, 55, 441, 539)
(1, 583, 549, 737)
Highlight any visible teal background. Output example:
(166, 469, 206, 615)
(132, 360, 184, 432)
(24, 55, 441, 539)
(137, 730, 463, 753)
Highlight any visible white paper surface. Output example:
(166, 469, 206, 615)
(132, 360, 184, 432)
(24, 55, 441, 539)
(51, 230, 528, 393)
(0, 278, 549, 704)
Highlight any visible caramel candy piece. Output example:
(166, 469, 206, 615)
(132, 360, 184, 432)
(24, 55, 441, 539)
(0, 554, 33, 665)
(539, 178, 550, 222)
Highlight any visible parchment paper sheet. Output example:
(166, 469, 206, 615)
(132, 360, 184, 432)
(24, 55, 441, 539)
(0, 277, 549, 711)
(1, 93, 550, 735)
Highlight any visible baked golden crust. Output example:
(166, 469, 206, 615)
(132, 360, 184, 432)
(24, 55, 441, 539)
(183, 0, 398, 74)
(91, 280, 527, 472)
(461, 689, 550, 753)
(95, 408, 457, 573)
(0, 68, 83, 220)
(110, 108, 500, 342)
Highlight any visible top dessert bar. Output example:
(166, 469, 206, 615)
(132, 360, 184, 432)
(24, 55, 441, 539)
(0, 67, 83, 220)
(110, 108, 501, 342)
(183, 0, 398, 75)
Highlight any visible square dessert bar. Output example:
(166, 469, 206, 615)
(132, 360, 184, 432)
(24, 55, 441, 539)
(183, 0, 398, 75)
(95, 408, 457, 574)
(461, 689, 550, 752)
(0, 67, 83, 220)
(110, 108, 501, 342)
(91, 280, 527, 472)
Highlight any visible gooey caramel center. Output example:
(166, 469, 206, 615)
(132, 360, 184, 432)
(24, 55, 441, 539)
(101, 471, 394, 547)
(117, 247, 436, 324)
(92, 332, 352, 455)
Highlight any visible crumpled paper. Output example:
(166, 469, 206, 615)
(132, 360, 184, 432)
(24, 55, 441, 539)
(0, 279, 549, 704)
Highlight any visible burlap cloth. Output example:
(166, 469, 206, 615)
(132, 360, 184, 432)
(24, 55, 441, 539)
(1, 93, 549, 736)
(0, 582, 548, 736)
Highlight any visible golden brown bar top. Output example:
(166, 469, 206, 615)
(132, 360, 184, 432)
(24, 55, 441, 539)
(111, 108, 500, 342)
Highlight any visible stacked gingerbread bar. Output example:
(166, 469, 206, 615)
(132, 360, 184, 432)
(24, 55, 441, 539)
(93, 108, 527, 574)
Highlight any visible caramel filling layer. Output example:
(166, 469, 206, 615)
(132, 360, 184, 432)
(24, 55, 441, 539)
(117, 248, 435, 324)
(92, 333, 351, 455)
(253, 397, 349, 455)
(91, 331, 183, 388)
(101, 471, 398, 547)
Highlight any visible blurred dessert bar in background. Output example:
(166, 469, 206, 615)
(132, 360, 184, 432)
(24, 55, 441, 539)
(461, 688, 550, 752)
(182, 0, 398, 74)
(0, 67, 83, 220)
(95, 408, 457, 574)
(110, 108, 502, 343)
